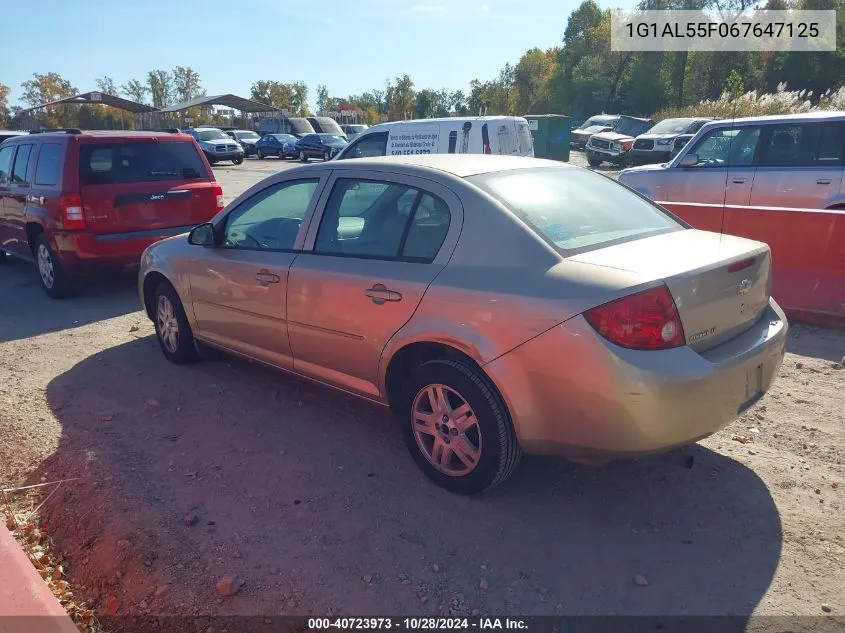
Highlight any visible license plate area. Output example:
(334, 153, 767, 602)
(738, 363, 764, 413)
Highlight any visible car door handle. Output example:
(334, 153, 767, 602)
(365, 284, 402, 305)
(255, 271, 280, 285)
(817, 179, 832, 185)
(731, 178, 747, 184)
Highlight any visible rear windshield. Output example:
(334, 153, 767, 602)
(272, 134, 296, 142)
(236, 131, 260, 140)
(468, 167, 681, 254)
(198, 129, 228, 141)
(582, 116, 617, 129)
(288, 118, 315, 134)
(79, 141, 206, 186)
(615, 118, 653, 137)
(319, 134, 347, 143)
(647, 119, 696, 135)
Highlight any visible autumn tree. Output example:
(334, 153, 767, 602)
(20, 72, 77, 127)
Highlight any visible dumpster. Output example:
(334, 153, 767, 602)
(524, 114, 570, 162)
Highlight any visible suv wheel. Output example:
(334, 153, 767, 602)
(257, 149, 265, 159)
(299, 150, 308, 162)
(35, 234, 73, 299)
(232, 156, 244, 165)
(587, 156, 602, 167)
(153, 281, 199, 364)
(401, 358, 522, 495)
(323, 150, 331, 161)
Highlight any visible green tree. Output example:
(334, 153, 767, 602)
(121, 79, 149, 104)
(0, 82, 10, 127)
(316, 84, 330, 113)
(20, 72, 77, 127)
(172, 66, 204, 103)
(147, 70, 174, 108)
(95, 76, 119, 96)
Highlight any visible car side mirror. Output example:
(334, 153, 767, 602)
(188, 222, 216, 246)
(679, 153, 698, 167)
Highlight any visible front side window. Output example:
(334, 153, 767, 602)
(342, 133, 387, 159)
(687, 126, 761, 168)
(11, 144, 33, 183)
(469, 167, 681, 255)
(223, 179, 319, 251)
(314, 178, 450, 262)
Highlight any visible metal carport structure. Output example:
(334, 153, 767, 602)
(15, 91, 158, 129)
(155, 94, 279, 129)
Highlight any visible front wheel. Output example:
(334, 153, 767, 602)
(299, 150, 308, 162)
(257, 149, 266, 159)
(323, 150, 331, 161)
(232, 156, 244, 165)
(401, 358, 522, 495)
(153, 281, 199, 365)
(35, 234, 74, 299)
(587, 156, 602, 167)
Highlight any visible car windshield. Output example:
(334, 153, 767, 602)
(198, 129, 228, 141)
(582, 116, 616, 129)
(468, 167, 681, 255)
(614, 118, 653, 137)
(647, 119, 697, 135)
(236, 131, 259, 140)
(273, 134, 295, 142)
(319, 134, 347, 143)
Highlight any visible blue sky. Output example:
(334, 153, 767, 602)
(1, 0, 635, 110)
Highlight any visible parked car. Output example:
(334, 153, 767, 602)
(139, 154, 787, 494)
(225, 130, 261, 157)
(618, 111, 845, 210)
(570, 115, 620, 150)
(257, 117, 315, 138)
(255, 133, 298, 159)
(585, 116, 654, 167)
(340, 124, 369, 141)
(307, 116, 346, 138)
(631, 118, 713, 165)
(0, 129, 222, 298)
(335, 116, 534, 160)
(1, 130, 28, 145)
(670, 133, 695, 158)
(295, 133, 348, 161)
(183, 127, 244, 165)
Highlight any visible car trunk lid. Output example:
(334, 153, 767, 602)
(569, 230, 772, 352)
(78, 138, 218, 235)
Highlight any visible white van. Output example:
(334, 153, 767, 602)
(334, 116, 535, 161)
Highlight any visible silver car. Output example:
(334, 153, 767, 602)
(618, 111, 845, 209)
(139, 155, 787, 494)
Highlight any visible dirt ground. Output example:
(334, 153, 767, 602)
(1, 159, 843, 623)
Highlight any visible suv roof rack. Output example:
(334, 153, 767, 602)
(140, 128, 182, 133)
(28, 128, 83, 135)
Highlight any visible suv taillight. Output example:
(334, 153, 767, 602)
(583, 285, 685, 351)
(212, 183, 224, 212)
(60, 194, 86, 230)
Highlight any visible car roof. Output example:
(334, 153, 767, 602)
(15, 130, 191, 140)
(329, 154, 569, 178)
(708, 110, 845, 126)
(367, 115, 527, 131)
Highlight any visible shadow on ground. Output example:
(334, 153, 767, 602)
(34, 336, 782, 623)
(786, 324, 845, 363)
(0, 258, 139, 342)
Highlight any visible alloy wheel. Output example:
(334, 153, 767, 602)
(411, 384, 481, 476)
(156, 295, 180, 354)
(37, 244, 55, 289)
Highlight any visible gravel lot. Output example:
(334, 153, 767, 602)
(1, 155, 843, 623)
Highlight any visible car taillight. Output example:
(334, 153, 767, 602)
(583, 284, 686, 351)
(212, 183, 224, 211)
(60, 194, 86, 230)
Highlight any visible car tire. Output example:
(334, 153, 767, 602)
(34, 234, 74, 299)
(624, 153, 634, 168)
(257, 149, 265, 159)
(232, 156, 244, 165)
(401, 358, 522, 495)
(587, 156, 602, 167)
(299, 150, 308, 163)
(277, 149, 284, 158)
(0, 250, 8, 265)
(323, 150, 331, 161)
(152, 281, 199, 365)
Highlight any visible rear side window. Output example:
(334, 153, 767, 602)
(34, 144, 62, 186)
(12, 144, 33, 183)
(342, 133, 387, 159)
(79, 141, 206, 185)
(0, 145, 13, 185)
(759, 122, 845, 167)
(469, 167, 681, 255)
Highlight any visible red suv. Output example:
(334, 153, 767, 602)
(0, 129, 223, 298)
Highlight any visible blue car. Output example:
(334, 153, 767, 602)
(255, 133, 298, 159)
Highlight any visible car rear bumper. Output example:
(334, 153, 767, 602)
(484, 299, 788, 462)
(52, 225, 196, 273)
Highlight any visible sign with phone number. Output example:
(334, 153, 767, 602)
(388, 129, 439, 156)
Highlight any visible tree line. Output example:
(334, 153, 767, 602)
(3, 0, 845, 130)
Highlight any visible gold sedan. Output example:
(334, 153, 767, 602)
(139, 155, 787, 494)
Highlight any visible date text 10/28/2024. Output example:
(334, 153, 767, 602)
(308, 618, 529, 630)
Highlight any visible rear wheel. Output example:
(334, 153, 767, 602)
(232, 156, 244, 165)
(153, 281, 199, 364)
(277, 149, 284, 158)
(35, 234, 74, 299)
(299, 150, 308, 162)
(587, 156, 602, 167)
(257, 149, 265, 159)
(401, 358, 522, 495)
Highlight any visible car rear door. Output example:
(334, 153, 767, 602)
(1, 142, 36, 256)
(0, 144, 17, 252)
(286, 169, 462, 399)
(750, 120, 845, 209)
(76, 137, 219, 236)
